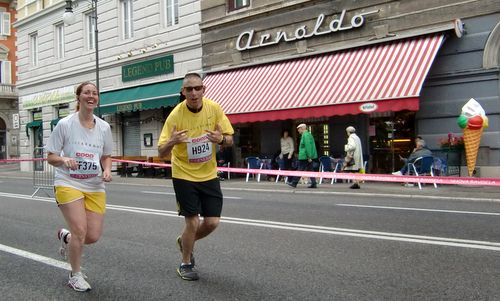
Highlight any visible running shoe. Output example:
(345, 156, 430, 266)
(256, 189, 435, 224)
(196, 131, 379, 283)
(176, 264, 199, 281)
(176, 235, 195, 266)
(67, 272, 92, 292)
(57, 228, 70, 260)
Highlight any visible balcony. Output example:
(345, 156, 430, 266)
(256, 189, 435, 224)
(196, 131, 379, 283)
(0, 84, 17, 98)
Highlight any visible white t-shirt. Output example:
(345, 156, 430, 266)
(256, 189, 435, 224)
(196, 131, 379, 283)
(45, 113, 113, 192)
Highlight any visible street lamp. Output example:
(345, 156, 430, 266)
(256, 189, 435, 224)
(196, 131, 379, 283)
(62, 0, 101, 117)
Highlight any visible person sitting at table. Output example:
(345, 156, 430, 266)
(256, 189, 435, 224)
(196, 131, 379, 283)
(392, 139, 432, 175)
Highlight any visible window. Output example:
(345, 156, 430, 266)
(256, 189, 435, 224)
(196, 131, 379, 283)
(55, 23, 65, 59)
(86, 13, 96, 50)
(29, 33, 38, 66)
(0, 12, 10, 36)
(228, 0, 249, 12)
(166, 0, 179, 26)
(121, 0, 133, 39)
(58, 104, 70, 118)
(0, 60, 11, 84)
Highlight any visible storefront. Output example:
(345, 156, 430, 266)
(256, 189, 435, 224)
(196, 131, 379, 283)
(19, 85, 75, 170)
(99, 78, 183, 156)
(200, 2, 500, 177)
(203, 34, 447, 172)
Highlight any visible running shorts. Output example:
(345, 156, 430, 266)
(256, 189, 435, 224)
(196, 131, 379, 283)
(54, 186, 106, 214)
(172, 178, 223, 217)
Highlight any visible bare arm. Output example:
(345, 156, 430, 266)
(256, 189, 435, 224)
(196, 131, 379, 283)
(47, 152, 77, 170)
(158, 125, 188, 158)
(158, 139, 177, 158)
(220, 135, 233, 147)
(101, 155, 112, 182)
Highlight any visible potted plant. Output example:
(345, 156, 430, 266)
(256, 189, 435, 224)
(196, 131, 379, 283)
(439, 133, 464, 174)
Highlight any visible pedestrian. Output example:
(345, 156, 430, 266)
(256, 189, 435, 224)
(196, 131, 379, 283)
(279, 129, 294, 171)
(287, 123, 318, 188)
(343, 126, 363, 189)
(158, 72, 234, 281)
(45, 81, 113, 292)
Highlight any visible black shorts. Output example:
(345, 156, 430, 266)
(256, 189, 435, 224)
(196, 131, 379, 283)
(172, 178, 223, 217)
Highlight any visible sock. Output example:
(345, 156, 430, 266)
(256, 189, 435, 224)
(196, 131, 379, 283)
(63, 233, 71, 244)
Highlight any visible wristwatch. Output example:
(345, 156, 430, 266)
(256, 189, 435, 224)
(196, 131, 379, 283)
(218, 135, 225, 145)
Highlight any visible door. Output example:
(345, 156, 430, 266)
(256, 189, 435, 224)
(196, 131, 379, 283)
(122, 113, 141, 156)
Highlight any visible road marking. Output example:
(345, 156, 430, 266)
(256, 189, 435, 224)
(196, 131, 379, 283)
(336, 203, 500, 216)
(141, 190, 242, 199)
(1, 191, 500, 252)
(0, 243, 70, 271)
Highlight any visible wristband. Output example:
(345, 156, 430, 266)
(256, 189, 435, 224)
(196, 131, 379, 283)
(218, 136, 225, 145)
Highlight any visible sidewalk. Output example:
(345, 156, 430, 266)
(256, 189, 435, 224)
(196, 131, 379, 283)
(1, 170, 499, 202)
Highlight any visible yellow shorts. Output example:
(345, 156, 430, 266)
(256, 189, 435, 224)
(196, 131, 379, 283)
(54, 186, 106, 214)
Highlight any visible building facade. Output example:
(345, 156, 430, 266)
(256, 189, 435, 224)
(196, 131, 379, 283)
(14, 0, 202, 171)
(200, 0, 500, 177)
(0, 0, 18, 161)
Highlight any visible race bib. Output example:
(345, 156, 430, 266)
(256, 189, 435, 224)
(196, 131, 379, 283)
(187, 135, 213, 163)
(69, 152, 100, 179)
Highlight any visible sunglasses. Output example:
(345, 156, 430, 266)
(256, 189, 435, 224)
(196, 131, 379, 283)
(183, 86, 203, 92)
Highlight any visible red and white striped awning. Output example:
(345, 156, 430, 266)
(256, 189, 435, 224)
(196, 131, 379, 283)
(204, 34, 445, 124)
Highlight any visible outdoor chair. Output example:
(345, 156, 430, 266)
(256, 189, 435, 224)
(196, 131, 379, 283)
(245, 156, 263, 182)
(217, 161, 231, 180)
(275, 157, 288, 183)
(432, 157, 447, 176)
(407, 155, 437, 189)
(318, 156, 334, 184)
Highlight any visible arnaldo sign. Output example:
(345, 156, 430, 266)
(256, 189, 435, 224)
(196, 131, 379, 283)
(236, 9, 378, 51)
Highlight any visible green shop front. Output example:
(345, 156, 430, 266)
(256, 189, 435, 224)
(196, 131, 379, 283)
(99, 76, 182, 158)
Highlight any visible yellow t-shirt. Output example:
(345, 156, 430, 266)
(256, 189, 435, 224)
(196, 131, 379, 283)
(158, 97, 234, 182)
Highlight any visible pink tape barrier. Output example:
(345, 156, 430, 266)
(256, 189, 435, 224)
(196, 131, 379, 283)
(111, 159, 500, 187)
(2, 158, 499, 187)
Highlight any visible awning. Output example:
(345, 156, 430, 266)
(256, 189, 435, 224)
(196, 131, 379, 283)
(25, 120, 42, 137)
(50, 118, 60, 131)
(204, 34, 445, 124)
(99, 79, 183, 115)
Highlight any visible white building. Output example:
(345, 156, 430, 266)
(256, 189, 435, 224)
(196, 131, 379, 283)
(14, 0, 202, 171)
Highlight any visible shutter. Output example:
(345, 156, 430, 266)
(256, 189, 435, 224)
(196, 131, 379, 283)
(1, 61, 11, 84)
(2, 12, 10, 36)
(122, 116, 141, 156)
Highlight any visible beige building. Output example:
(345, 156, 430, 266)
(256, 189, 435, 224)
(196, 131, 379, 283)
(14, 0, 202, 171)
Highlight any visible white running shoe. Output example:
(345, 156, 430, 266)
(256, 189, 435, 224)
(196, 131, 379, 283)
(57, 228, 70, 260)
(392, 171, 403, 176)
(68, 272, 92, 292)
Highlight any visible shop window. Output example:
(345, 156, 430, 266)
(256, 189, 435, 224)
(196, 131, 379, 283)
(369, 111, 416, 174)
(238, 125, 259, 158)
(299, 122, 329, 157)
(51, 105, 70, 131)
(228, 0, 249, 12)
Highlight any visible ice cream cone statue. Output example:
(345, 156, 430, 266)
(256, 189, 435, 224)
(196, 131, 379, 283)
(456, 98, 489, 176)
